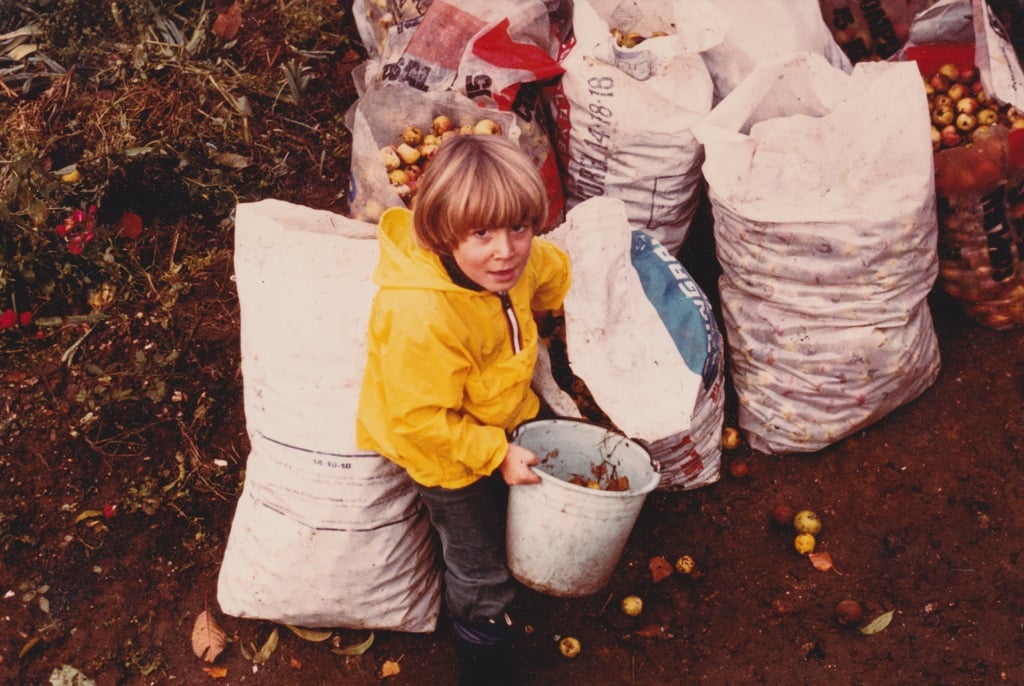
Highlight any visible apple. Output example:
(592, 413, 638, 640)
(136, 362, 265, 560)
(928, 72, 951, 93)
(771, 503, 795, 527)
(728, 460, 749, 478)
(388, 168, 409, 185)
(473, 118, 502, 135)
(395, 142, 421, 165)
(432, 114, 453, 136)
(621, 31, 644, 48)
(392, 183, 413, 201)
(620, 595, 643, 616)
(558, 636, 581, 658)
(674, 555, 695, 574)
(946, 82, 968, 101)
(970, 125, 992, 143)
(793, 510, 822, 535)
(976, 108, 998, 126)
(835, 599, 864, 626)
(401, 126, 423, 146)
(380, 145, 402, 171)
(418, 142, 439, 160)
(404, 163, 422, 181)
(930, 125, 942, 151)
(955, 112, 977, 132)
(793, 533, 815, 555)
(932, 94, 953, 111)
(931, 105, 955, 127)
(955, 97, 980, 115)
(938, 63, 960, 82)
(940, 124, 962, 148)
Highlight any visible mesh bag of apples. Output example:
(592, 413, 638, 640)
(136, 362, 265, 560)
(909, 43, 1024, 330)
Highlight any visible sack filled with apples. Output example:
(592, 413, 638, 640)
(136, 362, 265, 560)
(350, 0, 567, 228)
(345, 82, 520, 223)
(906, 39, 1024, 330)
(693, 52, 941, 454)
(544, 0, 724, 255)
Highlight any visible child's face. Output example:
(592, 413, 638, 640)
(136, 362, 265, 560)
(451, 224, 533, 292)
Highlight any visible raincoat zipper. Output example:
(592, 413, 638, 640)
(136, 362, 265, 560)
(498, 291, 522, 354)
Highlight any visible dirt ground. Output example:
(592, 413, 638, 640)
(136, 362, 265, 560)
(3, 3, 1024, 686)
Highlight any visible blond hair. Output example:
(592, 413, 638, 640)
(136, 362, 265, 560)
(413, 134, 548, 254)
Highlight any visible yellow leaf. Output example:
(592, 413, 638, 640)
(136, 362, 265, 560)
(202, 665, 228, 678)
(332, 631, 375, 656)
(191, 610, 227, 663)
(859, 609, 895, 635)
(252, 627, 279, 664)
(18, 635, 40, 659)
(381, 659, 401, 678)
(286, 625, 333, 642)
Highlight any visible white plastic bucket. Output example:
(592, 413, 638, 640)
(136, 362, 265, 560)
(506, 419, 660, 597)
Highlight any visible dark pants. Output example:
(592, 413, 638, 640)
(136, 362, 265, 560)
(414, 475, 516, 645)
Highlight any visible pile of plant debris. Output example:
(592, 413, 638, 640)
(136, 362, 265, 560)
(1, 0, 364, 453)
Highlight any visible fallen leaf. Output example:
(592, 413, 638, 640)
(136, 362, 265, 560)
(648, 555, 673, 583)
(332, 631, 375, 656)
(381, 659, 401, 678)
(74, 510, 104, 524)
(859, 609, 895, 635)
(289, 656, 302, 670)
(633, 623, 674, 639)
(116, 212, 143, 240)
(286, 625, 333, 642)
(212, 1, 243, 40)
(252, 627, 279, 664)
(201, 665, 228, 678)
(191, 609, 227, 662)
(808, 552, 833, 572)
(18, 635, 41, 659)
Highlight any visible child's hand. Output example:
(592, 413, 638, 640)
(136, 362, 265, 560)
(499, 443, 541, 485)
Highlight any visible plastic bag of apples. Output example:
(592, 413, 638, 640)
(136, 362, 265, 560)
(906, 37, 1024, 330)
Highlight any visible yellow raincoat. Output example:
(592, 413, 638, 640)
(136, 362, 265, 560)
(356, 208, 571, 489)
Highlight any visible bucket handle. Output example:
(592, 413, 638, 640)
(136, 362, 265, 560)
(629, 437, 661, 474)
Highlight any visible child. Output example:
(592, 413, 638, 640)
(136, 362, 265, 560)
(356, 133, 571, 685)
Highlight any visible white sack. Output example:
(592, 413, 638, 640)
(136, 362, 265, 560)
(217, 199, 441, 631)
(701, 0, 852, 105)
(547, 0, 722, 254)
(693, 53, 941, 454)
(547, 197, 725, 490)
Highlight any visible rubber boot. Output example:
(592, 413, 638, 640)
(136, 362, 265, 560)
(454, 639, 518, 686)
